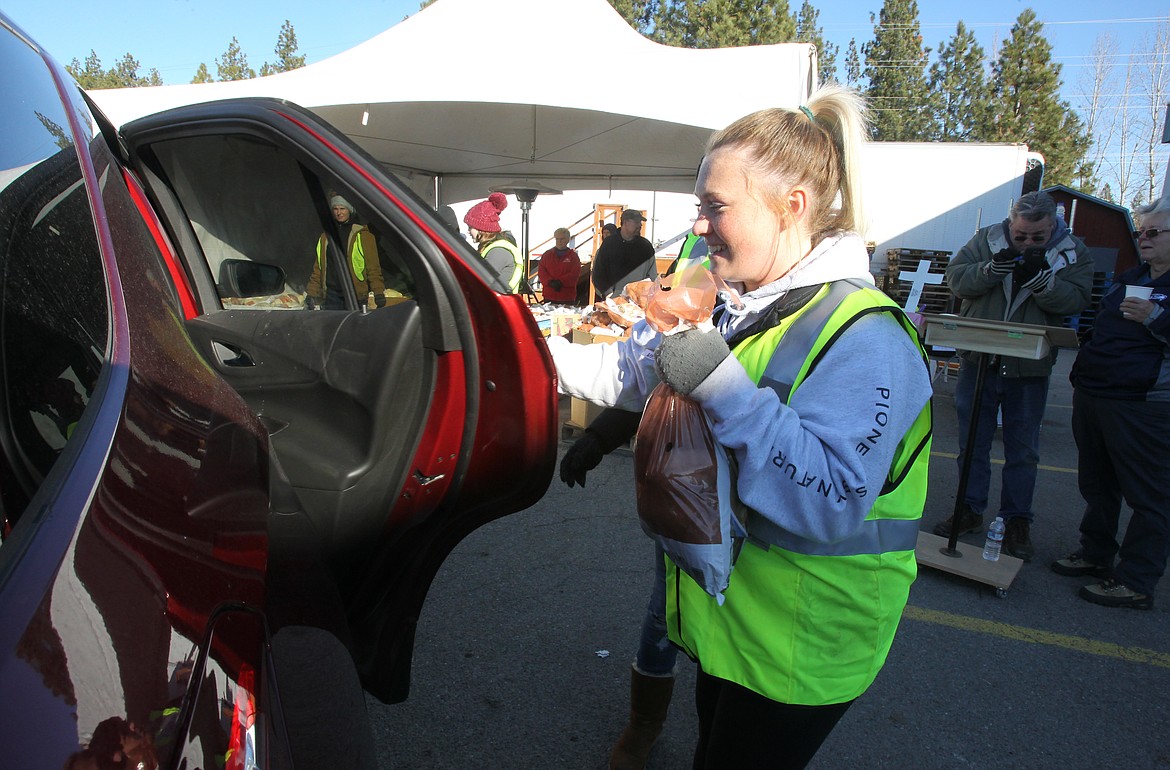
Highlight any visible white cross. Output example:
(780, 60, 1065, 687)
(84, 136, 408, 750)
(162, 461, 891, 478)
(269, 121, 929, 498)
(898, 259, 945, 313)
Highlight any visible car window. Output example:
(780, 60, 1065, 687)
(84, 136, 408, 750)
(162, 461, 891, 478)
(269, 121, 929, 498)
(148, 134, 416, 311)
(0, 28, 109, 533)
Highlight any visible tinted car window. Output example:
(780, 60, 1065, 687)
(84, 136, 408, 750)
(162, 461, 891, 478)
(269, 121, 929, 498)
(0, 29, 109, 530)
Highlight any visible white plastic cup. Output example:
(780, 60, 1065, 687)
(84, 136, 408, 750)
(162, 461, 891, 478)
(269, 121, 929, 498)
(1126, 285, 1153, 300)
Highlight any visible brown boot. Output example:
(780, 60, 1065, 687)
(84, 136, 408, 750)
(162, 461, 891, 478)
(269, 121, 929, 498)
(609, 666, 675, 770)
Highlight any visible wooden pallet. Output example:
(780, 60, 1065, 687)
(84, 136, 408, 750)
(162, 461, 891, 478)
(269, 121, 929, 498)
(884, 248, 955, 315)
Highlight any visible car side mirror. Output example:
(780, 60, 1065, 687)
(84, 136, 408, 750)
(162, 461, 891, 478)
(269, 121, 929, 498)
(218, 259, 287, 297)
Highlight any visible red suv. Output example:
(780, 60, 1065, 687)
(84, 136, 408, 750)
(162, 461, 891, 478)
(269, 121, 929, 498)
(0, 13, 556, 768)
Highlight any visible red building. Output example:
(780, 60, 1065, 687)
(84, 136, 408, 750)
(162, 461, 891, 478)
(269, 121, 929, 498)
(1044, 185, 1140, 276)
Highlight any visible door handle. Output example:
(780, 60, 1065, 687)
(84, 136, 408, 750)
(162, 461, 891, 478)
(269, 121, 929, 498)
(211, 341, 255, 367)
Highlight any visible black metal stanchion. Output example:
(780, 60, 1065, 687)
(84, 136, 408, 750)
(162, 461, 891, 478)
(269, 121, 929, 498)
(942, 351, 990, 557)
(913, 313, 1075, 596)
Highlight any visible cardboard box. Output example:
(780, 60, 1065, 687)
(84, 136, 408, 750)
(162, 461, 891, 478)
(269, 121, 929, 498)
(571, 327, 625, 345)
(569, 396, 606, 430)
(566, 326, 623, 428)
(551, 313, 581, 337)
(530, 311, 582, 338)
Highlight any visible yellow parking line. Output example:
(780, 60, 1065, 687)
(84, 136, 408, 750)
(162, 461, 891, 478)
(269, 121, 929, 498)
(929, 451, 1076, 474)
(903, 605, 1170, 669)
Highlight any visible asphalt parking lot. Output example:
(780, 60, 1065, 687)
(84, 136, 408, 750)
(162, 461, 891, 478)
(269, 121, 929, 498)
(369, 351, 1170, 769)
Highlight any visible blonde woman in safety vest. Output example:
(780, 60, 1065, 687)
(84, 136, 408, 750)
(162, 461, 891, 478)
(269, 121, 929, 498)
(549, 84, 933, 769)
(306, 195, 385, 309)
(463, 192, 524, 294)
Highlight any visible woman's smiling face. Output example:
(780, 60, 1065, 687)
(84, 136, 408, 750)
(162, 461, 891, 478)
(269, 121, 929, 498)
(692, 146, 803, 292)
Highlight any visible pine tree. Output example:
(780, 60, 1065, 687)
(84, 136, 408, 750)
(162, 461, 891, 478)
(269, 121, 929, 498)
(981, 9, 1092, 188)
(35, 112, 73, 150)
(794, 1, 837, 83)
(216, 37, 256, 81)
(191, 63, 213, 84)
(613, 0, 797, 48)
(260, 20, 306, 76)
(862, 0, 934, 140)
(67, 51, 108, 88)
(928, 22, 987, 141)
(609, 0, 657, 34)
(844, 38, 861, 87)
(692, 0, 795, 48)
(650, 0, 701, 46)
(67, 50, 161, 88)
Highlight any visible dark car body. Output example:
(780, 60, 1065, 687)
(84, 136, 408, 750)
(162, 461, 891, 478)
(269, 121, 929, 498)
(0, 13, 557, 768)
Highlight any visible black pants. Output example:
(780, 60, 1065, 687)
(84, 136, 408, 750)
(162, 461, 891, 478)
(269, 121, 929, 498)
(692, 668, 854, 769)
(1072, 389, 1170, 595)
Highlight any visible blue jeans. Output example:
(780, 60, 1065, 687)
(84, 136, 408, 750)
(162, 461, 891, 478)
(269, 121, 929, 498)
(954, 359, 1049, 520)
(634, 544, 678, 676)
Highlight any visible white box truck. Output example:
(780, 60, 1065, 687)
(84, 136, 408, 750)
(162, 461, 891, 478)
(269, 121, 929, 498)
(861, 142, 1044, 271)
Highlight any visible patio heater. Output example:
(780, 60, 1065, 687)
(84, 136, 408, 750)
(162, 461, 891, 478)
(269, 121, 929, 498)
(490, 181, 562, 295)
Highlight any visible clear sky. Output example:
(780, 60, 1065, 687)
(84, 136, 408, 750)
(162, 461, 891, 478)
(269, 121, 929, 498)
(4, 0, 1166, 92)
(4, 0, 1166, 208)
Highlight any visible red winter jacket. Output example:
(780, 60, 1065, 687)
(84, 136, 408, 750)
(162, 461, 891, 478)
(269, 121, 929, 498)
(538, 247, 582, 303)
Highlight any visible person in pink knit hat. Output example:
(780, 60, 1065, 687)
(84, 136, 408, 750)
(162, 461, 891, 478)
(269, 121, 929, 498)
(464, 192, 524, 293)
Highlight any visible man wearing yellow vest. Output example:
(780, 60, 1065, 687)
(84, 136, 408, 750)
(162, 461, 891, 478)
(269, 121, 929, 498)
(549, 85, 932, 768)
(306, 195, 385, 309)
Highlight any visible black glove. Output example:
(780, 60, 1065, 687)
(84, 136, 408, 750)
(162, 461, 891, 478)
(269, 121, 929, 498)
(655, 328, 731, 396)
(1020, 265, 1053, 293)
(1015, 247, 1052, 292)
(988, 248, 1017, 276)
(560, 431, 603, 488)
(559, 407, 643, 488)
(548, 279, 564, 291)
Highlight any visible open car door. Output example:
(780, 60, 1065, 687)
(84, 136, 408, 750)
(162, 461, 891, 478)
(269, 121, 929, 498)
(114, 98, 558, 702)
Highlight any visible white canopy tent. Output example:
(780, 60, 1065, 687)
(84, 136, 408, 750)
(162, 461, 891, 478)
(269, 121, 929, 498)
(91, 0, 817, 204)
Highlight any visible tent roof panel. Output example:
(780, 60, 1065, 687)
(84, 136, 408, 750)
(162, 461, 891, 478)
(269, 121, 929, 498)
(91, 0, 815, 201)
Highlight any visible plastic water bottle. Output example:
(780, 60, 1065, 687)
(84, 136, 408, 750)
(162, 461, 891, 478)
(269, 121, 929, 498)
(983, 516, 1005, 562)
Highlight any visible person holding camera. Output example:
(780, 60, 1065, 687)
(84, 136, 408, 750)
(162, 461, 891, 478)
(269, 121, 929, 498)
(935, 191, 1094, 560)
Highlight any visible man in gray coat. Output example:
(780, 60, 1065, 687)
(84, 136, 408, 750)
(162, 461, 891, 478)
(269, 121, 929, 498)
(934, 191, 1094, 560)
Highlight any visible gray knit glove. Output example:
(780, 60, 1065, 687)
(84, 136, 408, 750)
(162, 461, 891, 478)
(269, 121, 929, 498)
(655, 328, 730, 396)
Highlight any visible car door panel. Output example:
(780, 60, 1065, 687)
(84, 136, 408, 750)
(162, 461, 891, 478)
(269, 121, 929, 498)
(185, 302, 434, 554)
(116, 98, 558, 701)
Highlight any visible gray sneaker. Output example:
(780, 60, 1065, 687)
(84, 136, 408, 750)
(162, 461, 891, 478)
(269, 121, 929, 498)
(1051, 552, 1111, 578)
(1079, 578, 1153, 610)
